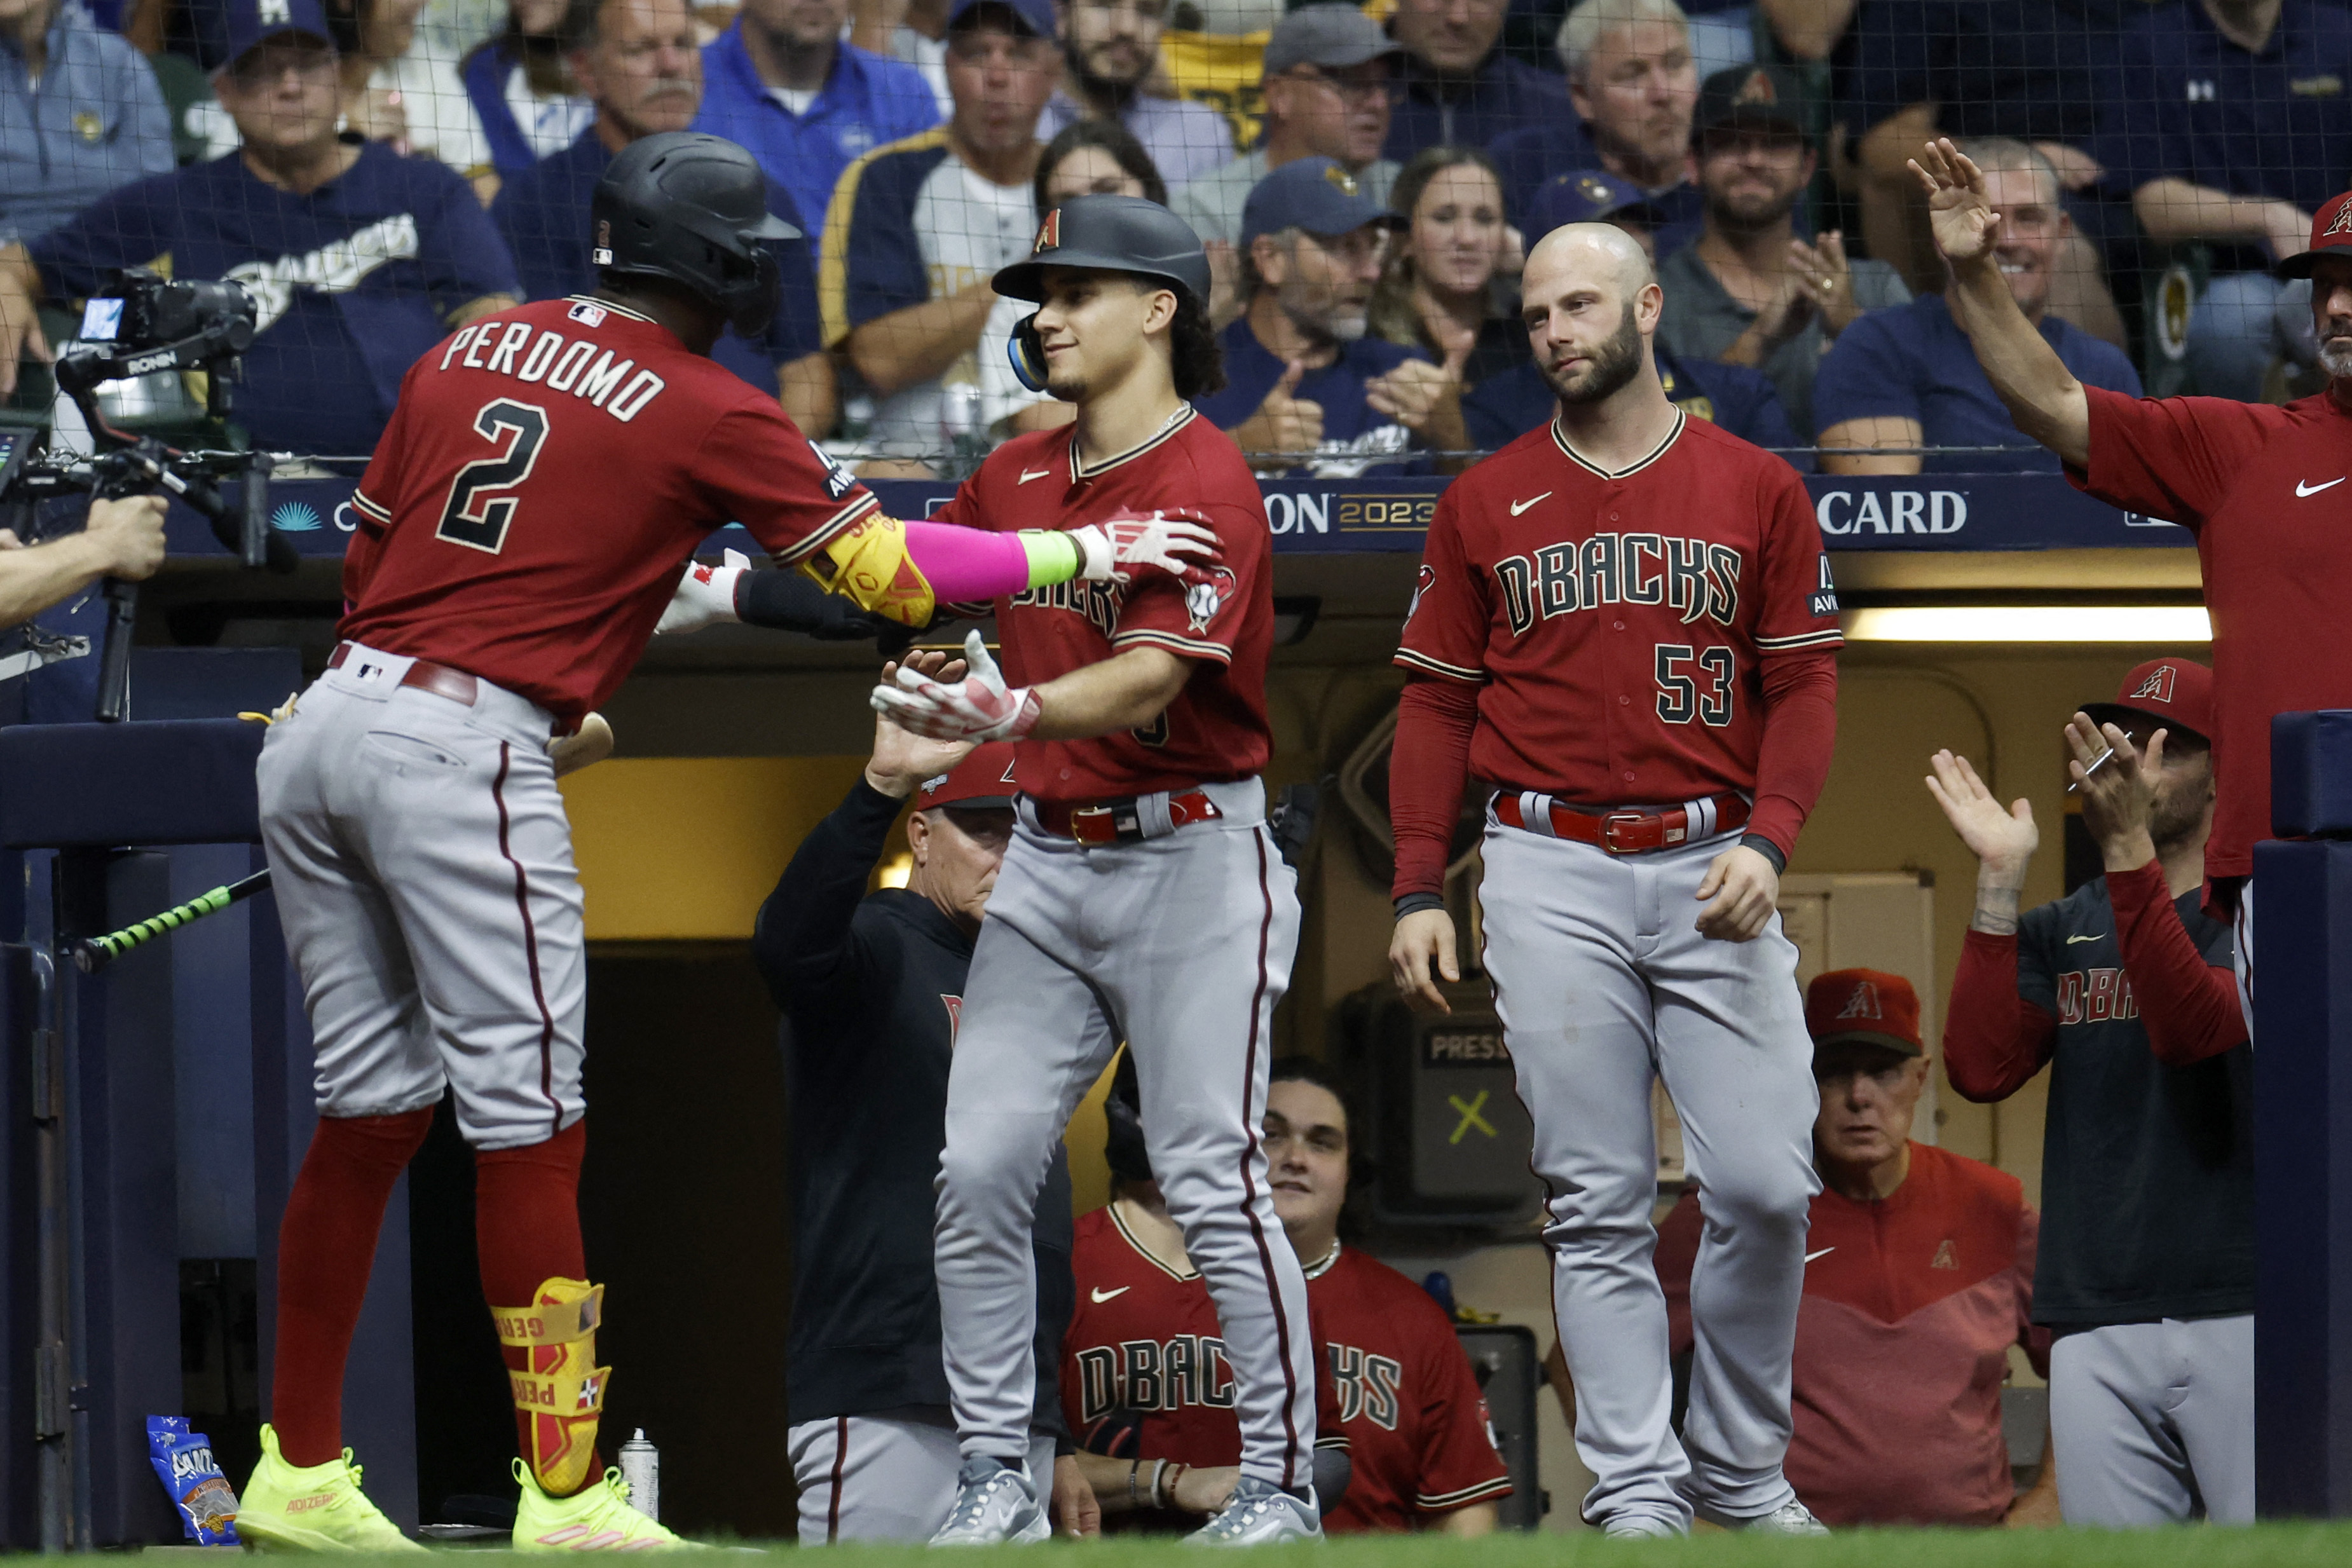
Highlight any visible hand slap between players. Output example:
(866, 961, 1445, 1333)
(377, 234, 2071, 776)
(1068, 508, 1226, 588)
(871, 629, 1042, 743)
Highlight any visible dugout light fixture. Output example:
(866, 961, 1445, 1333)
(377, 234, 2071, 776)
(1843, 606, 2212, 643)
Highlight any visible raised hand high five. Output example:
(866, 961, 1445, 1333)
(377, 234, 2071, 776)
(1910, 138, 2003, 268)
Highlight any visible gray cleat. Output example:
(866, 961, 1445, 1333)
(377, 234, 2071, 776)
(1184, 1475, 1323, 1546)
(929, 1456, 1051, 1546)
(1692, 1496, 1829, 1536)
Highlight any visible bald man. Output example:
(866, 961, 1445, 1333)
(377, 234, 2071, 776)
(1386, 224, 1842, 1537)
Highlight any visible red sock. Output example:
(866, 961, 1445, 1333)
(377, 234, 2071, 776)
(270, 1108, 437, 1468)
(475, 1119, 592, 1490)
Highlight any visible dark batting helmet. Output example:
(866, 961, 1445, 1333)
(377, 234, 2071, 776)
(993, 194, 1212, 307)
(590, 132, 797, 337)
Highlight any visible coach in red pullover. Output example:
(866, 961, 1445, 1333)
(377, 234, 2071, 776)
(1926, 658, 2254, 1526)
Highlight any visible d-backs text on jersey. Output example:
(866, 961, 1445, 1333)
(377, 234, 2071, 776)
(1489, 533, 1744, 637)
(1076, 1339, 1407, 1431)
(430, 301, 668, 425)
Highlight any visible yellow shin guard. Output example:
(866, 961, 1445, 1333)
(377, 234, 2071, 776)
(496, 1278, 610, 1497)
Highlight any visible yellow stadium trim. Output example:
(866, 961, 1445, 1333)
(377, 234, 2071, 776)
(818, 126, 954, 350)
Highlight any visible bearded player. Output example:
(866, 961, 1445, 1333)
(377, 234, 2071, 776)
(871, 194, 1323, 1546)
(1386, 224, 1842, 1537)
(235, 137, 1219, 1552)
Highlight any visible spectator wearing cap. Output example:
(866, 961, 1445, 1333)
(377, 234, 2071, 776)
(1170, 5, 1402, 274)
(1038, 0, 1232, 189)
(1930, 660, 2253, 1525)
(0, 0, 173, 249)
(1367, 145, 1526, 393)
(694, 0, 941, 252)
(1384, 0, 1573, 163)
(756, 711, 1088, 1543)
(1817, 137, 2137, 475)
(1606, 969, 2058, 1527)
(0, 0, 519, 454)
(820, 0, 1059, 470)
(1487, 0, 1700, 241)
(493, 0, 833, 434)
(2092, 0, 2352, 399)
(1654, 63, 1906, 439)
(1195, 156, 1470, 476)
(1463, 166, 1798, 453)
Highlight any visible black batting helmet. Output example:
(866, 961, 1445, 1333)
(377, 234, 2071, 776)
(992, 194, 1212, 306)
(591, 132, 797, 337)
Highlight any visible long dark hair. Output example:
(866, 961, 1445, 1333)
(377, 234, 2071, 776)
(1170, 293, 1224, 400)
(1033, 118, 1170, 213)
(1369, 144, 1508, 351)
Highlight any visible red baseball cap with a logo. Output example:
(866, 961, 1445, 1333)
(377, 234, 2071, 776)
(2081, 658, 2214, 748)
(1805, 968, 1925, 1058)
(915, 742, 1019, 812)
(2277, 191, 2352, 278)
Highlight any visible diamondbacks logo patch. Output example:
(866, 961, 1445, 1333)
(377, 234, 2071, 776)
(2130, 664, 2178, 704)
(943, 995, 963, 1040)
(2327, 198, 2352, 238)
(1930, 1240, 1958, 1270)
(1186, 566, 1238, 633)
(1033, 210, 1062, 255)
(1836, 979, 1882, 1020)
(1406, 562, 1435, 625)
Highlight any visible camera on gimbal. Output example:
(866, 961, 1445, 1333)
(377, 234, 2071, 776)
(0, 268, 296, 718)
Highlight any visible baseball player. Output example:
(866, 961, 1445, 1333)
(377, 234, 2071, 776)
(1917, 140, 2352, 1029)
(1386, 222, 1842, 1537)
(754, 693, 1092, 1543)
(234, 135, 1216, 1553)
(1068, 1055, 1508, 1534)
(868, 194, 1324, 1546)
(1931, 661, 2253, 1524)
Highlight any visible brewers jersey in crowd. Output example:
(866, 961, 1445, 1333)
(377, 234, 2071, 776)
(818, 128, 1040, 452)
(929, 409, 1273, 798)
(1064, 1208, 1510, 1531)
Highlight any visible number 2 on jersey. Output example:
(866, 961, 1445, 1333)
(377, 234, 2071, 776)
(1655, 643, 1733, 726)
(437, 399, 549, 554)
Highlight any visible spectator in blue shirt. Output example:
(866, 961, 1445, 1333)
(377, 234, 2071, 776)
(1038, 0, 1232, 189)
(1, 0, 174, 247)
(1465, 163, 1799, 454)
(1195, 155, 1472, 475)
(694, 0, 941, 249)
(1385, 0, 1575, 163)
(0, 0, 519, 455)
(2094, 0, 2352, 399)
(494, 0, 832, 432)
(452, 0, 598, 182)
(1488, 0, 1700, 240)
(1817, 139, 2138, 472)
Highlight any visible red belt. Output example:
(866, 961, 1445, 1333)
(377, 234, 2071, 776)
(1033, 790, 1222, 845)
(1494, 789, 1749, 854)
(329, 641, 479, 707)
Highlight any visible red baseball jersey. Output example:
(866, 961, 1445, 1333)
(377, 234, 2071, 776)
(1063, 1206, 1509, 1532)
(341, 295, 877, 722)
(2068, 386, 2352, 887)
(1395, 412, 1842, 807)
(929, 407, 1271, 801)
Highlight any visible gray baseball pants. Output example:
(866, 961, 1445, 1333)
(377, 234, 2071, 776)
(787, 1411, 1055, 1543)
(256, 643, 584, 1148)
(2049, 1315, 2255, 1525)
(1479, 811, 1820, 1533)
(934, 779, 1318, 1491)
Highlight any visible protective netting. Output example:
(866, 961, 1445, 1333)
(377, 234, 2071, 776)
(0, 0, 2336, 481)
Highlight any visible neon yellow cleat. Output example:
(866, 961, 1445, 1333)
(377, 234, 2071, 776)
(236, 1422, 425, 1551)
(512, 1459, 702, 1551)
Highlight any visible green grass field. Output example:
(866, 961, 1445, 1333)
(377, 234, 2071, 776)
(322, 1524, 2352, 1565)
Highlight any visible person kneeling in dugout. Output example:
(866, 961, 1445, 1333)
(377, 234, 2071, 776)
(752, 652, 1095, 1543)
(1065, 1054, 1511, 1532)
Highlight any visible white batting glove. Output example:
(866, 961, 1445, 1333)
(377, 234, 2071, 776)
(1067, 508, 1225, 587)
(870, 630, 1041, 742)
(657, 548, 749, 635)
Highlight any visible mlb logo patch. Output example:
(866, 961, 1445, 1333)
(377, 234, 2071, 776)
(568, 301, 608, 327)
(2130, 664, 2178, 704)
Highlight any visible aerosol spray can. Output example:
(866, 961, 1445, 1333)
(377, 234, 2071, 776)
(617, 1430, 659, 1521)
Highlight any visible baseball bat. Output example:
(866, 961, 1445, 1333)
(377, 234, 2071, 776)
(71, 868, 273, 973)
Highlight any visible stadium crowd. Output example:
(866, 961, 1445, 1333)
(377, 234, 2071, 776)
(0, 0, 2337, 473)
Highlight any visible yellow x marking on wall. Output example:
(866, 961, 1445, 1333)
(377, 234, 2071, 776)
(1448, 1091, 1496, 1144)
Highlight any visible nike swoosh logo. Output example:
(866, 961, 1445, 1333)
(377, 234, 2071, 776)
(1090, 1285, 1132, 1303)
(2066, 933, 2105, 944)
(1020, 467, 1056, 484)
(2299, 477, 2346, 496)
(1804, 1248, 1835, 1264)
(1509, 491, 1552, 515)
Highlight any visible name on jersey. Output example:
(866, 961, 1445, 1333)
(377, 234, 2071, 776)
(1489, 533, 1742, 637)
(1011, 578, 1123, 639)
(1075, 1339, 1405, 1431)
(435, 319, 666, 423)
(2056, 967, 2140, 1025)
